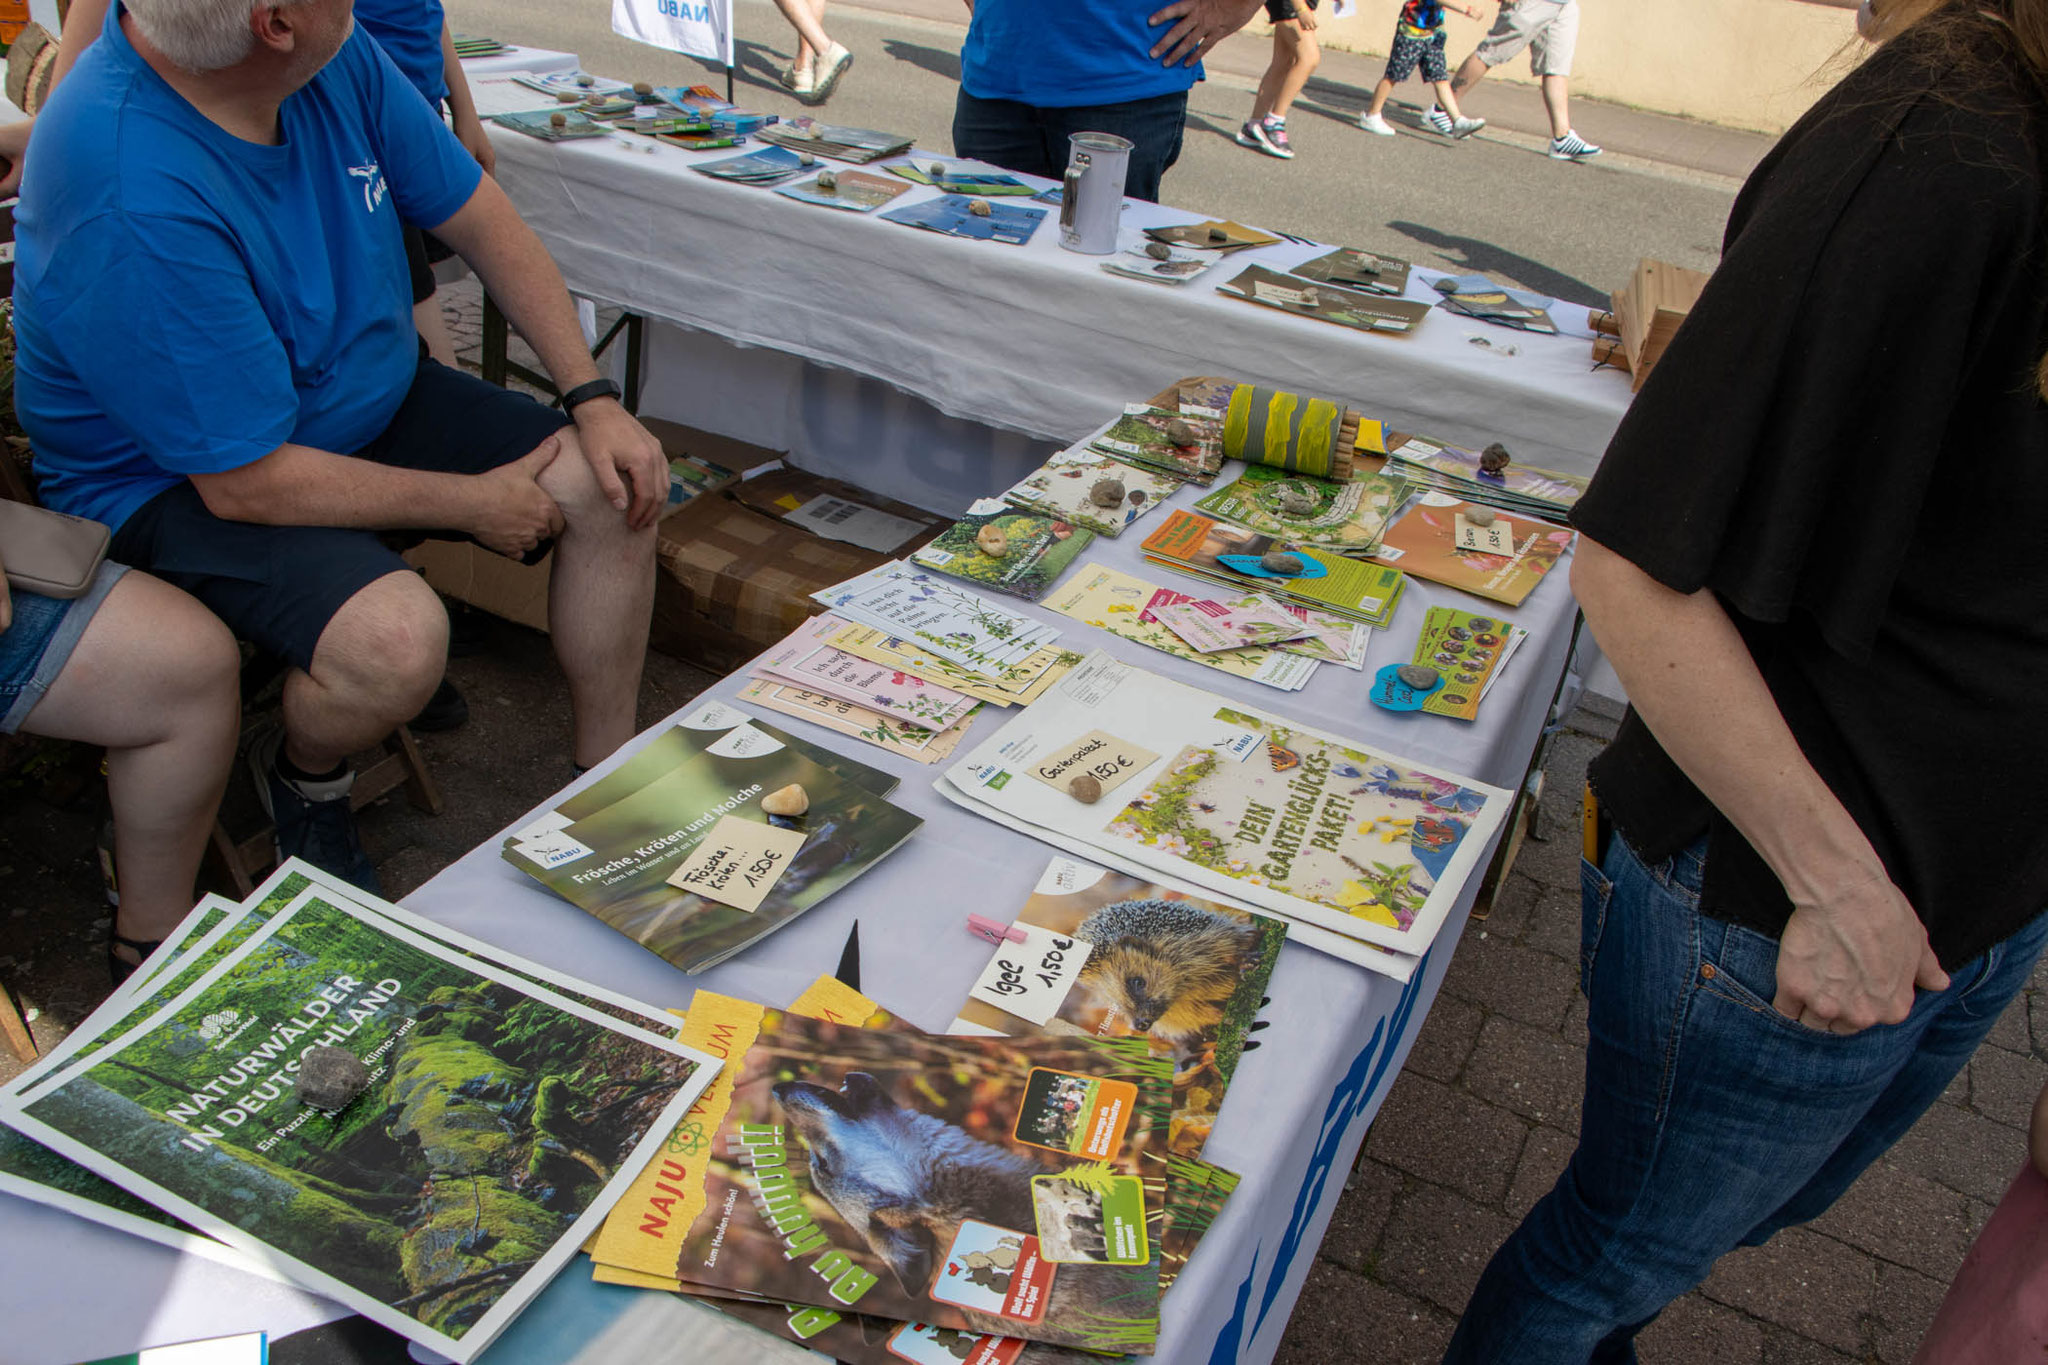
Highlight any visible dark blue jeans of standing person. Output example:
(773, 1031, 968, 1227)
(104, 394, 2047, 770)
(952, 88, 1188, 203)
(1443, 832, 2048, 1364)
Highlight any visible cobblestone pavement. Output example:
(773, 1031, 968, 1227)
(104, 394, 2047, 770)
(1, 284, 2035, 1362)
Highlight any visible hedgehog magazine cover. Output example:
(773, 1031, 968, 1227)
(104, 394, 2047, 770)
(1, 890, 721, 1363)
(953, 857, 1284, 1157)
(590, 995, 1173, 1353)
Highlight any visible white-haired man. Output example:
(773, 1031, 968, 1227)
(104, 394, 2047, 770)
(13, 0, 668, 892)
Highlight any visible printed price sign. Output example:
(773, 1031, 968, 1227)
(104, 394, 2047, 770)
(969, 921, 1094, 1026)
(1454, 513, 1516, 556)
(664, 813, 806, 912)
(1027, 729, 1159, 801)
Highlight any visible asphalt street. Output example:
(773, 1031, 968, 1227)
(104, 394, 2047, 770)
(444, 0, 1743, 306)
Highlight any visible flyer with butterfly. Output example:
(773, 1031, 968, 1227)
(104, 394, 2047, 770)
(935, 652, 1512, 970)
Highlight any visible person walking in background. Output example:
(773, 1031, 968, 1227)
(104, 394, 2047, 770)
(1237, 0, 1320, 159)
(953, 0, 1265, 203)
(1425, 0, 1600, 159)
(1359, 0, 1488, 138)
(770, 0, 853, 105)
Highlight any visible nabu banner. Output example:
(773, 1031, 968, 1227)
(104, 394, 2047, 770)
(612, 0, 734, 66)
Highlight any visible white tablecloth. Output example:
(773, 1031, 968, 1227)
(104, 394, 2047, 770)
(489, 125, 1633, 485)
(459, 43, 581, 78)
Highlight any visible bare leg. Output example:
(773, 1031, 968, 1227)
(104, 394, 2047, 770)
(800, 0, 828, 67)
(281, 570, 449, 774)
(536, 426, 656, 768)
(770, 0, 832, 60)
(1540, 72, 1572, 139)
(1266, 21, 1320, 121)
(1432, 79, 1468, 121)
(1251, 31, 1288, 123)
(22, 574, 239, 945)
(414, 293, 459, 368)
(1364, 75, 1398, 119)
(1448, 50, 1489, 98)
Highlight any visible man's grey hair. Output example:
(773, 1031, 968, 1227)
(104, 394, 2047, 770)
(126, 0, 315, 74)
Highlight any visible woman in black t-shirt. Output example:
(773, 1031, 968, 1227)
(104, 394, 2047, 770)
(1446, 2, 2048, 1361)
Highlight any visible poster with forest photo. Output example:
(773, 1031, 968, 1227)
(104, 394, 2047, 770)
(1, 891, 721, 1363)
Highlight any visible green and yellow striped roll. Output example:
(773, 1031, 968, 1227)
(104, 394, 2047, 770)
(1221, 384, 1355, 478)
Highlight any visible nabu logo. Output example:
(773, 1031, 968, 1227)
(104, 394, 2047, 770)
(347, 161, 388, 213)
(197, 1009, 241, 1041)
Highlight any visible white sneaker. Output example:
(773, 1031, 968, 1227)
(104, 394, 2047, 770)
(1359, 112, 1395, 136)
(803, 43, 852, 105)
(1423, 105, 1454, 136)
(1450, 116, 1486, 139)
(1550, 129, 1602, 159)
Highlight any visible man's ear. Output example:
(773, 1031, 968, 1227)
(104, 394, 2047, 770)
(249, 3, 297, 57)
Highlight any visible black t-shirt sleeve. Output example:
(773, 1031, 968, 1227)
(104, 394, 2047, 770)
(1573, 81, 2036, 661)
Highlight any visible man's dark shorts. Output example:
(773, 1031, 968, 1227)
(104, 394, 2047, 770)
(110, 354, 572, 673)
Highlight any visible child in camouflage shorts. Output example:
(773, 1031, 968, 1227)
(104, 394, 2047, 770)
(1359, 0, 1490, 139)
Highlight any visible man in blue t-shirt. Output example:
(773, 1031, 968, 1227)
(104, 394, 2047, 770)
(14, 0, 669, 893)
(954, 0, 1265, 202)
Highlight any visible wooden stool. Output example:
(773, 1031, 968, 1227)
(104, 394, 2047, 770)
(0, 982, 37, 1063)
(208, 724, 444, 897)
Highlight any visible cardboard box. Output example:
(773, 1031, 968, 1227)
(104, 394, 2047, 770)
(650, 474, 943, 674)
(405, 421, 786, 634)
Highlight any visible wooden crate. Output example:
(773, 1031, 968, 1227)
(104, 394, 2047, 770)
(1592, 258, 1710, 392)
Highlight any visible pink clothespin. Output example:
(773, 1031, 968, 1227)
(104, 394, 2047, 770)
(967, 914, 1027, 947)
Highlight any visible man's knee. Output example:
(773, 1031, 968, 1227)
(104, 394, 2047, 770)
(310, 570, 449, 708)
(537, 427, 657, 551)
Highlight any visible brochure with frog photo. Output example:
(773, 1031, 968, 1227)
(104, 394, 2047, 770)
(1000, 447, 1184, 540)
(1192, 464, 1407, 554)
(911, 510, 1096, 603)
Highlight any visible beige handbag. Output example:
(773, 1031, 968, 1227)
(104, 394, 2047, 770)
(0, 500, 110, 599)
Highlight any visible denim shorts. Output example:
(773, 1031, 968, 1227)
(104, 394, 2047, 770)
(110, 354, 569, 673)
(0, 559, 128, 733)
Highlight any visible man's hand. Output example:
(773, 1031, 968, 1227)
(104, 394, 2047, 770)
(1149, 0, 1265, 67)
(573, 400, 669, 531)
(470, 435, 565, 556)
(454, 111, 497, 177)
(1772, 870, 1949, 1034)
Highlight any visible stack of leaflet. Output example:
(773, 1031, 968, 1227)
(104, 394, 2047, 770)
(812, 560, 1065, 676)
(908, 503, 1095, 602)
(1290, 245, 1414, 297)
(691, 145, 807, 186)
(1087, 404, 1226, 485)
(1410, 604, 1530, 722)
(0, 859, 721, 1364)
(1431, 275, 1559, 334)
(1044, 563, 1330, 691)
(1217, 265, 1433, 335)
(504, 699, 921, 972)
(587, 972, 1222, 1362)
(1101, 241, 1228, 286)
(1193, 463, 1408, 555)
(512, 70, 634, 100)
(1383, 435, 1589, 521)
(885, 157, 1036, 195)
(880, 194, 1046, 245)
(934, 651, 1514, 981)
(758, 117, 912, 162)
(774, 169, 909, 214)
(1369, 493, 1573, 608)
(649, 83, 777, 136)
(1141, 507, 1407, 629)
(739, 616, 983, 765)
(450, 32, 506, 56)
(999, 443, 1186, 538)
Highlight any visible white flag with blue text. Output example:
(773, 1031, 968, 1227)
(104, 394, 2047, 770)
(611, 0, 733, 66)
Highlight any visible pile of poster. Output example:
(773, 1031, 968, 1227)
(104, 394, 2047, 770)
(503, 701, 922, 972)
(0, 861, 720, 1363)
(740, 618, 985, 765)
(935, 652, 1514, 980)
(1045, 563, 1344, 692)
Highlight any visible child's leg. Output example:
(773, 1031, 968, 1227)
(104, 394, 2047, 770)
(1433, 80, 1465, 121)
(1365, 75, 1397, 118)
(1269, 19, 1321, 121)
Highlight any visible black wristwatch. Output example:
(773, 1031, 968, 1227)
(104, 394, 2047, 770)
(561, 378, 622, 413)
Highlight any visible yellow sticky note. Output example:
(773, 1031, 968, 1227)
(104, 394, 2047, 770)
(775, 493, 802, 512)
(665, 813, 807, 912)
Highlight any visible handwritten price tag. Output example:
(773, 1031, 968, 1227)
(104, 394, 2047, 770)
(1027, 730, 1160, 801)
(664, 813, 807, 912)
(1454, 513, 1516, 556)
(969, 922, 1095, 1026)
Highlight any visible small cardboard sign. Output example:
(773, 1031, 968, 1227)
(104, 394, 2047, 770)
(1454, 513, 1516, 556)
(1027, 730, 1158, 800)
(969, 922, 1094, 1027)
(664, 813, 807, 912)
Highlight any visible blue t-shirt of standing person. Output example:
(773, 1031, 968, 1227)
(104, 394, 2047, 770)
(13, 2, 483, 531)
(962, 0, 1203, 109)
(355, 0, 449, 106)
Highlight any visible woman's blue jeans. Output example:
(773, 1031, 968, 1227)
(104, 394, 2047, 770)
(1443, 833, 2048, 1364)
